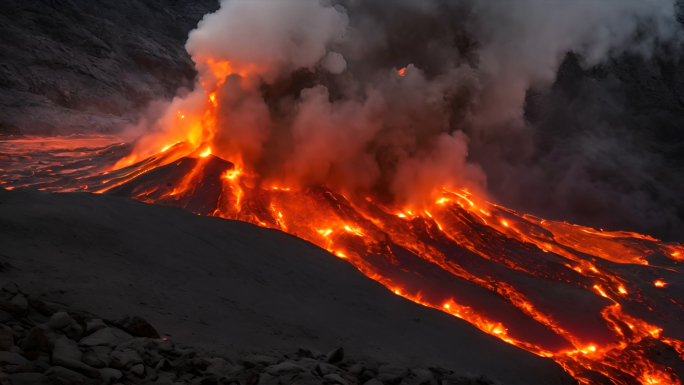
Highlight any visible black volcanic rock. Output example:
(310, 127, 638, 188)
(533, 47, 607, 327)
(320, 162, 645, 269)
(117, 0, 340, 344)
(325, 346, 344, 363)
(0, 0, 219, 135)
(113, 316, 160, 339)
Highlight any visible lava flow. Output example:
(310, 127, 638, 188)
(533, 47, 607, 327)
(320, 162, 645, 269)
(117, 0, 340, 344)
(2, 58, 684, 385)
(3, 138, 684, 385)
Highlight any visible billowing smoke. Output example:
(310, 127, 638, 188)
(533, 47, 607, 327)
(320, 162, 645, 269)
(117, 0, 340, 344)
(128, 0, 684, 239)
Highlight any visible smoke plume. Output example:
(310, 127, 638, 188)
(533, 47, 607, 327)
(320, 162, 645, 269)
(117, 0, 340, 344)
(128, 0, 684, 239)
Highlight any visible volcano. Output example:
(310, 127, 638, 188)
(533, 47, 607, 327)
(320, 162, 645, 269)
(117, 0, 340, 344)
(2, 0, 684, 384)
(2, 137, 684, 385)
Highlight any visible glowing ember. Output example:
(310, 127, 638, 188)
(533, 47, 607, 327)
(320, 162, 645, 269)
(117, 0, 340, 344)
(655, 280, 667, 288)
(398, 67, 406, 76)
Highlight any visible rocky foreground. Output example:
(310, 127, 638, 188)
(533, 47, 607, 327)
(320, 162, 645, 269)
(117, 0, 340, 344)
(0, 282, 496, 385)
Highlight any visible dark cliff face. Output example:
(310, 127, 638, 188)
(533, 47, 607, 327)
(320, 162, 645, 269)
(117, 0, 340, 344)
(0, 0, 219, 135)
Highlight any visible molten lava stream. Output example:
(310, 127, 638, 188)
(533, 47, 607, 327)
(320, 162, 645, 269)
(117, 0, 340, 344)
(191, 178, 683, 385)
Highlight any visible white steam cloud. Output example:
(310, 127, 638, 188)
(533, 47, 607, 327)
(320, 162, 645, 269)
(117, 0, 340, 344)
(186, 0, 348, 81)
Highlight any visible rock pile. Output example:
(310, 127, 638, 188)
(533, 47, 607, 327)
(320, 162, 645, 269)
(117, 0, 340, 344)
(0, 282, 493, 385)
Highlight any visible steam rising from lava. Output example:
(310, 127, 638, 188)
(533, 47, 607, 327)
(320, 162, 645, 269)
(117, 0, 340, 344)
(118, 0, 683, 219)
(117, 0, 488, 206)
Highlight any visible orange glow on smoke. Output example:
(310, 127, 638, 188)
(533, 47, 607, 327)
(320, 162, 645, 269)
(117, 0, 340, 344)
(398, 67, 406, 76)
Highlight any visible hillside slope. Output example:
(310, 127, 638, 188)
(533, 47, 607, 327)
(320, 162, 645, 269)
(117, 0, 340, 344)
(0, 189, 574, 385)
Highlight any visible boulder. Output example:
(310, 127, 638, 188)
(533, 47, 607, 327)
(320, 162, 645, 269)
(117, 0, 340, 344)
(44, 365, 89, 383)
(129, 363, 145, 377)
(79, 327, 132, 347)
(0, 299, 25, 315)
(109, 349, 143, 369)
(50, 335, 100, 378)
(98, 368, 122, 384)
(325, 347, 344, 363)
(20, 326, 56, 358)
(0, 351, 29, 365)
(240, 354, 277, 368)
(349, 363, 365, 376)
(114, 316, 160, 339)
(27, 299, 56, 317)
(294, 357, 319, 370)
(6, 373, 50, 385)
(323, 373, 349, 385)
(52, 335, 82, 362)
(412, 369, 434, 384)
(115, 336, 151, 351)
(0, 325, 15, 351)
(363, 379, 383, 385)
(81, 346, 111, 368)
(2, 282, 19, 295)
(3, 363, 44, 374)
(11, 295, 28, 311)
(265, 362, 307, 375)
(376, 372, 402, 384)
(143, 349, 164, 368)
(155, 357, 172, 371)
(291, 371, 321, 385)
(155, 372, 177, 385)
(84, 319, 107, 335)
(297, 346, 315, 358)
(47, 312, 83, 340)
(144, 366, 159, 382)
(205, 359, 239, 378)
(47, 312, 72, 330)
(316, 362, 342, 376)
(0, 309, 12, 323)
(257, 373, 279, 385)
(26, 306, 49, 324)
(378, 365, 409, 379)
